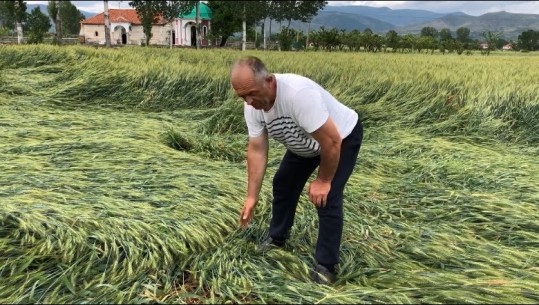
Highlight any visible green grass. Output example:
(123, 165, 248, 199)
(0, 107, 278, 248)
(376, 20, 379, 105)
(0, 45, 538, 304)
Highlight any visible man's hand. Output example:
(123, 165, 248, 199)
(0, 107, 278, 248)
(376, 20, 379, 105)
(239, 200, 257, 229)
(308, 178, 331, 208)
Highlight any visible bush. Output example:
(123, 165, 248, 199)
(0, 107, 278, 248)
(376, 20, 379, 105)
(278, 27, 295, 51)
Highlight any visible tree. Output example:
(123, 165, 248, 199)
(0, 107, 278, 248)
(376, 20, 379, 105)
(278, 26, 295, 51)
(266, 1, 280, 45)
(269, 0, 325, 28)
(417, 35, 435, 54)
(267, 0, 325, 49)
(518, 29, 539, 51)
(482, 30, 502, 55)
(24, 6, 50, 43)
(439, 28, 452, 42)
(248, 2, 272, 50)
(315, 26, 339, 51)
(205, 1, 264, 51)
(239, 1, 266, 51)
(48, 1, 62, 45)
(361, 28, 374, 52)
(345, 29, 361, 52)
(206, 0, 241, 47)
(370, 33, 383, 53)
(456, 27, 470, 43)
(296, 1, 326, 23)
(241, 3, 247, 51)
(59, 1, 85, 35)
(47, 1, 57, 29)
(2, 1, 27, 43)
(420, 26, 438, 40)
(104, 0, 111, 47)
(283, 0, 325, 51)
(55, 0, 62, 44)
(437, 28, 453, 54)
(399, 34, 417, 53)
(46, 1, 84, 37)
(129, 0, 162, 46)
(454, 40, 464, 55)
(0, 1, 15, 31)
(268, 0, 286, 31)
(385, 30, 399, 52)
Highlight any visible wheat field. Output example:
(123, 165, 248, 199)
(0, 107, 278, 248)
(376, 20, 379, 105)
(0, 45, 538, 304)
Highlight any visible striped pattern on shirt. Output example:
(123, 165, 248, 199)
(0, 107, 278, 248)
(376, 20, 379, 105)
(266, 116, 320, 157)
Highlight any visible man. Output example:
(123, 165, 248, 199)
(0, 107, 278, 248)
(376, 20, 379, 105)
(231, 56, 363, 285)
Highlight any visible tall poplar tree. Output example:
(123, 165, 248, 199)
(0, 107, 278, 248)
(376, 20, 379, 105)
(129, 0, 162, 46)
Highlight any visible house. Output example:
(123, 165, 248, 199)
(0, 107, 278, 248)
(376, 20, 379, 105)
(79, 3, 212, 46)
(502, 43, 513, 51)
(479, 43, 489, 50)
(172, 3, 212, 46)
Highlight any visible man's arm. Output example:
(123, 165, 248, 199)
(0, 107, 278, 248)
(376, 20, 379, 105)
(309, 117, 342, 207)
(240, 130, 269, 228)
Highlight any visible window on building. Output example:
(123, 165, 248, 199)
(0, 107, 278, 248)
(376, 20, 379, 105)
(95, 31, 99, 37)
(203, 26, 207, 38)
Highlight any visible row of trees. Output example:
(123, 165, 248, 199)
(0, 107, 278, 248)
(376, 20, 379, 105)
(204, 2, 538, 53)
(0, 0, 84, 44)
(262, 26, 538, 54)
(125, 1, 327, 50)
(517, 29, 539, 51)
(205, 0, 326, 49)
(2, 0, 322, 48)
(274, 27, 492, 54)
(416, 26, 538, 52)
(203, 1, 538, 53)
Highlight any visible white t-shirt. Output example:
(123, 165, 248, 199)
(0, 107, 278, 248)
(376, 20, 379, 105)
(244, 73, 358, 157)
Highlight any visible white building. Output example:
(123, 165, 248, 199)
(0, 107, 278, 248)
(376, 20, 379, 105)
(79, 3, 212, 46)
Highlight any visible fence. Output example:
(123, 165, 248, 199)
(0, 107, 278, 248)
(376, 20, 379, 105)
(224, 41, 280, 50)
(0, 35, 79, 45)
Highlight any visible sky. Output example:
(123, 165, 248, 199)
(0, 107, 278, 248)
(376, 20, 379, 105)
(26, 1, 539, 17)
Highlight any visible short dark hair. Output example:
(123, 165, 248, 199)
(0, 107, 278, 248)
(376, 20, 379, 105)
(232, 56, 270, 83)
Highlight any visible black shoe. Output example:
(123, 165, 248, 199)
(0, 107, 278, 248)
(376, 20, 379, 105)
(256, 236, 284, 253)
(310, 264, 337, 285)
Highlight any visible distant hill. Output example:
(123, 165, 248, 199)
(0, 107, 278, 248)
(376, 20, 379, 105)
(25, 3, 94, 33)
(26, 3, 94, 19)
(396, 11, 539, 40)
(321, 5, 465, 27)
(304, 11, 395, 32)
(275, 6, 539, 41)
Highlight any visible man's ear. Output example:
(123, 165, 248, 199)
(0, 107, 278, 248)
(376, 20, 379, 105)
(265, 74, 275, 85)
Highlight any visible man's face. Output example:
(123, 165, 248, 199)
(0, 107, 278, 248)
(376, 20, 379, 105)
(231, 66, 273, 111)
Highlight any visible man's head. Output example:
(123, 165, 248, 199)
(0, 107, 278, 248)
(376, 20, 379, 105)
(231, 56, 276, 111)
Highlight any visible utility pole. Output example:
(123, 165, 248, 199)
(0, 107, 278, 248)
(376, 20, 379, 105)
(104, 0, 112, 47)
(56, 0, 63, 45)
(14, 0, 24, 44)
(195, 1, 200, 49)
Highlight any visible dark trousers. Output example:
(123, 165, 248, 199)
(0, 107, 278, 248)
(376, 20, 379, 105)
(269, 118, 363, 266)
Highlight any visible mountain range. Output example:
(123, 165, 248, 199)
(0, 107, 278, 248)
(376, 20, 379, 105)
(26, 3, 539, 41)
(278, 5, 539, 41)
(26, 3, 94, 20)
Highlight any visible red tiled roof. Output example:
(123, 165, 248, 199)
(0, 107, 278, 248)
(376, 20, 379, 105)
(81, 9, 166, 25)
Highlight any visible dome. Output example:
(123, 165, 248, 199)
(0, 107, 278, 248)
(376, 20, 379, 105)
(180, 2, 212, 20)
